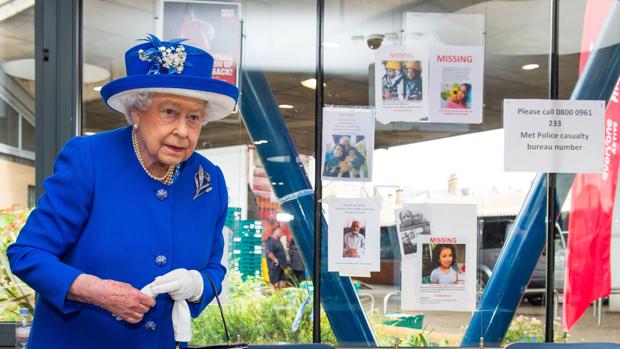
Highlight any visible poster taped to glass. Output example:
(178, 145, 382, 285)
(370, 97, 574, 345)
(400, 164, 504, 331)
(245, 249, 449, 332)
(428, 45, 484, 124)
(374, 45, 429, 124)
(322, 107, 374, 182)
(158, 0, 241, 87)
(327, 198, 381, 276)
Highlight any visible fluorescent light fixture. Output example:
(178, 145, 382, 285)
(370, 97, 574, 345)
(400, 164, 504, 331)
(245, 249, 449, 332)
(84, 132, 96, 136)
(277, 212, 294, 222)
(93, 86, 102, 92)
(521, 63, 540, 71)
(253, 140, 268, 145)
(278, 104, 294, 109)
(322, 42, 340, 48)
(300, 78, 326, 90)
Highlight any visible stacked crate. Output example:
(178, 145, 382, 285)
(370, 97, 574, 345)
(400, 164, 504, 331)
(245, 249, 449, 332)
(231, 220, 263, 280)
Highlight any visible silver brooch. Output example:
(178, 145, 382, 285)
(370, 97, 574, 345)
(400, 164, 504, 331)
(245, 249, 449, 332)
(193, 164, 212, 200)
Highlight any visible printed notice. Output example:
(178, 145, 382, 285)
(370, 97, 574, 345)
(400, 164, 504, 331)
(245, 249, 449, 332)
(428, 46, 484, 124)
(322, 107, 374, 182)
(401, 204, 477, 312)
(374, 45, 429, 124)
(327, 198, 380, 276)
(504, 99, 605, 173)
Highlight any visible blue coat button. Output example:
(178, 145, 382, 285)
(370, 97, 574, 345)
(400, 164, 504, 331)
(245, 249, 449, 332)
(145, 321, 156, 331)
(155, 189, 168, 200)
(155, 255, 167, 266)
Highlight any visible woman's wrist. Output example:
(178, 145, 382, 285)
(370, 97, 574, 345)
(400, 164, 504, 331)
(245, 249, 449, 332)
(67, 273, 103, 304)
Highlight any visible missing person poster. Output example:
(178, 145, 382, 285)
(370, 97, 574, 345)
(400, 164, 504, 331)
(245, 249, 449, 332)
(395, 205, 432, 259)
(374, 45, 429, 124)
(327, 198, 380, 276)
(322, 107, 375, 182)
(428, 46, 484, 124)
(401, 204, 477, 312)
(160, 0, 241, 86)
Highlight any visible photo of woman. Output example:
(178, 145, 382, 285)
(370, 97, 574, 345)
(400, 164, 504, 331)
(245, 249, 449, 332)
(440, 82, 471, 109)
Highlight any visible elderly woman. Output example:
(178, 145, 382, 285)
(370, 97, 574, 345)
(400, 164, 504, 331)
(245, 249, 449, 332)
(7, 35, 238, 348)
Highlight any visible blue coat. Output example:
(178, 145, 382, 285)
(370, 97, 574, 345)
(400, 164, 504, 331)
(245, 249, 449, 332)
(7, 126, 228, 349)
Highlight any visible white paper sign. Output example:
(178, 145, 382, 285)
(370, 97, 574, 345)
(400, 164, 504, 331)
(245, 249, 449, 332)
(428, 46, 484, 124)
(401, 204, 477, 312)
(322, 107, 375, 182)
(374, 45, 429, 124)
(504, 99, 605, 173)
(328, 198, 380, 276)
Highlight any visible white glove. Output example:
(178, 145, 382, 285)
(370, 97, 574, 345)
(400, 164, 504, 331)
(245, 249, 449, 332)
(149, 268, 204, 302)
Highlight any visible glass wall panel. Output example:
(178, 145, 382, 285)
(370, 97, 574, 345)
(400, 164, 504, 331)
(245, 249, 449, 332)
(323, 0, 553, 346)
(0, 0, 37, 326)
(556, 0, 620, 343)
(83, 0, 318, 345)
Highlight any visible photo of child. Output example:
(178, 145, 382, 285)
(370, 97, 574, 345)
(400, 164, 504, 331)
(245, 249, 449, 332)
(380, 60, 423, 102)
(421, 243, 466, 285)
(323, 134, 368, 179)
(440, 83, 471, 109)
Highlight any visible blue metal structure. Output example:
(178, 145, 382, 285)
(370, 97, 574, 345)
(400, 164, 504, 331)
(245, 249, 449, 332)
(462, 2, 620, 346)
(239, 70, 377, 346)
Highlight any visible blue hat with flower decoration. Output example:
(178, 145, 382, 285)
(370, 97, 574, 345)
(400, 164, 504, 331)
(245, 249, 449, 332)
(100, 34, 239, 122)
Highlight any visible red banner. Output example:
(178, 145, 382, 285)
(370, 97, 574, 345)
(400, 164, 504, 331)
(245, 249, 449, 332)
(564, 79, 620, 330)
(563, 0, 616, 331)
(578, 0, 612, 74)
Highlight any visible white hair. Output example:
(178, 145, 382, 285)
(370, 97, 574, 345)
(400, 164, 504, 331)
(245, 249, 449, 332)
(117, 92, 153, 124)
(117, 91, 209, 125)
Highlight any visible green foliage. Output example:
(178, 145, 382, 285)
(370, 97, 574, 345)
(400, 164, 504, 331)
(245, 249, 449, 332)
(191, 271, 337, 346)
(502, 315, 567, 345)
(404, 327, 449, 347)
(0, 209, 35, 321)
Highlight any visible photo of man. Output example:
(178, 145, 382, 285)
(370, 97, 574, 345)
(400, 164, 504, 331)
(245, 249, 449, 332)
(343, 219, 366, 258)
(381, 60, 403, 100)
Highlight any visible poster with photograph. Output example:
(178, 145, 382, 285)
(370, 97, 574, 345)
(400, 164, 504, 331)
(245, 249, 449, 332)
(160, 0, 241, 86)
(428, 46, 484, 124)
(374, 45, 429, 124)
(395, 205, 432, 258)
(327, 198, 380, 276)
(400, 204, 477, 311)
(322, 107, 375, 182)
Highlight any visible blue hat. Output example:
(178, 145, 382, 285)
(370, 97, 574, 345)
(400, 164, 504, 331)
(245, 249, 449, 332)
(100, 35, 239, 122)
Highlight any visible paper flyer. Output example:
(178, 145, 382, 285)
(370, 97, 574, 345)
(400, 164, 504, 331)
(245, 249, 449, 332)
(374, 45, 429, 124)
(400, 204, 477, 312)
(428, 45, 484, 124)
(161, 0, 241, 87)
(395, 205, 432, 259)
(327, 198, 380, 276)
(322, 107, 375, 182)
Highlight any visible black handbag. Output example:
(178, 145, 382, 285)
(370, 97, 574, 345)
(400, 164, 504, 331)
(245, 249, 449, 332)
(187, 274, 248, 349)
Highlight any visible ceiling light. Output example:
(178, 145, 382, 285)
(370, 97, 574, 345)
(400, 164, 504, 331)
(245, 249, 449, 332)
(278, 104, 294, 109)
(93, 86, 102, 92)
(521, 64, 540, 71)
(300, 78, 326, 90)
(2, 58, 111, 83)
(253, 140, 268, 145)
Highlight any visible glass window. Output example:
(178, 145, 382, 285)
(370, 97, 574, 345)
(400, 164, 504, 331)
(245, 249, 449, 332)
(83, 0, 319, 345)
(0, 0, 37, 329)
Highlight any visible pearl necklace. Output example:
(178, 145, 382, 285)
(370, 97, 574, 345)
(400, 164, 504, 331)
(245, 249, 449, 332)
(132, 128, 175, 185)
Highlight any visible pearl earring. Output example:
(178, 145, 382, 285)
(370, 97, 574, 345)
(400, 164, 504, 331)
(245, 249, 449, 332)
(133, 124, 139, 130)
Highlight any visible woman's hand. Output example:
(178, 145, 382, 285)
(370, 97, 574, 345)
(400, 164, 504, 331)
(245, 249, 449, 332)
(68, 274, 156, 324)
